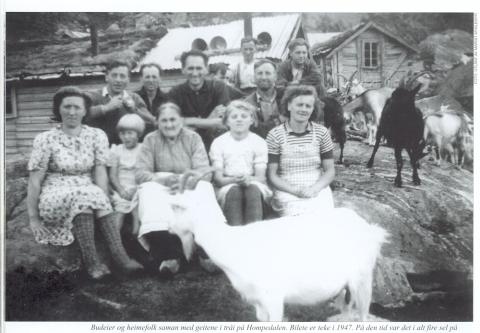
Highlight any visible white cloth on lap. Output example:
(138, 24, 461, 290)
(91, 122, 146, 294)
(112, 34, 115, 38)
(137, 176, 226, 250)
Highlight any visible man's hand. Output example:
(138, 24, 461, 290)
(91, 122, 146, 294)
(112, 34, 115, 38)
(209, 105, 226, 119)
(104, 96, 124, 112)
(122, 95, 135, 110)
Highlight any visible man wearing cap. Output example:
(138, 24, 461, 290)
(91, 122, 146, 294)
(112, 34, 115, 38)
(87, 60, 156, 145)
(168, 50, 230, 149)
(136, 63, 168, 135)
(244, 59, 285, 138)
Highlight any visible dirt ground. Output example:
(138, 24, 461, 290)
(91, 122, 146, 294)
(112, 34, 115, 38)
(5, 263, 472, 322)
(5, 140, 473, 322)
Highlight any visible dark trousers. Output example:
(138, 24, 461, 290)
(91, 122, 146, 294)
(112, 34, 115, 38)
(144, 231, 185, 266)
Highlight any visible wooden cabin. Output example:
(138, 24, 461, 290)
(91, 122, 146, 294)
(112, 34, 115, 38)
(5, 14, 305, 157)
(310, 21, 419, 90)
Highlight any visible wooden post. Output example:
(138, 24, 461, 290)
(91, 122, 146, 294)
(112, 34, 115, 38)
(87, 13, 99, 56)
(243, 13, 253, 38)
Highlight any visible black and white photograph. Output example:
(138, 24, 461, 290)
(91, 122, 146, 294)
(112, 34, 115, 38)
(1, 2, 477, 331)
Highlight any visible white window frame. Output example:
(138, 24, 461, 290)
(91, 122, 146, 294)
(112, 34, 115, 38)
(5, 85, 18, 118)
(362, 41, 380, 69)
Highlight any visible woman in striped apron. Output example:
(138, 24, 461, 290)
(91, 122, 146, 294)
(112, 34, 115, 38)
(266, 85, 335, 216)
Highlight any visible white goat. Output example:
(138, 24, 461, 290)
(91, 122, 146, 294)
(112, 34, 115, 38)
(167, 182, 388, 322)
(343, 87, 394, 146)
(424, 111, 473, 167)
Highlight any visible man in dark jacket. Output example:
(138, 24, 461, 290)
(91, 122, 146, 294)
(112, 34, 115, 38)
(276, 38, 326, 98)
(168, 50, 230, 149)
(136, 63, 168, 135)
(244, 59, 285, 138)
(87, 60, 156, 145)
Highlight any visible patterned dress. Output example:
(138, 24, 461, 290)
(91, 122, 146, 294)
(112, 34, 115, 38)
(28, 125, 112, 246)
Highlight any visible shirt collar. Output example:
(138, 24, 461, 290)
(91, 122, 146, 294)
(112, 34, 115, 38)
(284, 121, 312, 134)
(290, 60, 306, 71)
(256, 90, 277, 104)
(185, 79, 208, 93)
(102, 86, 128, 98)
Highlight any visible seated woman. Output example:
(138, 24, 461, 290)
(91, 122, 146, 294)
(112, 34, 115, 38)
(135, 102, 226, 276)
(209, 100, 271, 225)
(27, 86, 142, 280)
(266, 85, 335, 217)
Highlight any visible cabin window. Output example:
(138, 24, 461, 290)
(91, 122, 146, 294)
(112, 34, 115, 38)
(363, 42, 379, 68)
(5, 85, 17, 118)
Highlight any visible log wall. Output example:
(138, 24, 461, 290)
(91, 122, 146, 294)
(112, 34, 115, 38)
(5, 72, 184, 156)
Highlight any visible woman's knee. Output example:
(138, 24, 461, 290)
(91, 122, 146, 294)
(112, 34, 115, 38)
(244, 184, 262, 199)
(226, 185, 243, 200)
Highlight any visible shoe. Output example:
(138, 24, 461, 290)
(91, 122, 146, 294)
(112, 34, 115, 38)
(199, 257, 220, 274)
(87, 263, 111, 281)
(159, 259, 180, 275)
(158, 259, 180, 279)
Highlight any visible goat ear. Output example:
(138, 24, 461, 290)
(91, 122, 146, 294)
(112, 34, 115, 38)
(412, 83, 422, 95)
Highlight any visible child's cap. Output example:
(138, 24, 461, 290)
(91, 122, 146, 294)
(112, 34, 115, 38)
(116, 113, 145, 136)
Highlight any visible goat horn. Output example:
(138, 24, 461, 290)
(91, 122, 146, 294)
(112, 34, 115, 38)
(405, 71, 430, 88)
(398, 75, 406, 89)
(348, 70, 358, 82)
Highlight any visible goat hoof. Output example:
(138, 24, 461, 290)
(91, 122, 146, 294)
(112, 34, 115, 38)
(366, 161, 373, 168)
(394, 178, 402, 187)
(413, 178, 421, 186)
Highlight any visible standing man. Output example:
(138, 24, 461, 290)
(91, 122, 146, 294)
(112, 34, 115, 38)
(136, 63, 168, 134)
(276, 38, 326, 98)
(244, 59, 285, 138)
(87, 60, 156, 145)
(168, 50, 230, 149)
(231, 37, 257, 95)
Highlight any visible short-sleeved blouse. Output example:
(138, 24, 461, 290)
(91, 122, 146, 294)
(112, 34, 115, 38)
(28, 125, 112, 246)
(209, 132, 268, 177)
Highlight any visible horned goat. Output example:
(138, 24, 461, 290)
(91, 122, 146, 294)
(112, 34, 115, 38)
(343, 87, 394, 145)
(424, 111, 473, 167)
(167, 176, 388, 322)
(366, 74, 427, 187)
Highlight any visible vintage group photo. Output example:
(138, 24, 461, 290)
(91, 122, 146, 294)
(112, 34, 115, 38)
(3, 12, 474, 323)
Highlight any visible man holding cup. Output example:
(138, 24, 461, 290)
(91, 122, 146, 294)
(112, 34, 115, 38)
(87, 60, 156, 145)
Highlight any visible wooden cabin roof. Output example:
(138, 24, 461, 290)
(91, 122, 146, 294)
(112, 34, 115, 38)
(311, 21, 419, 58)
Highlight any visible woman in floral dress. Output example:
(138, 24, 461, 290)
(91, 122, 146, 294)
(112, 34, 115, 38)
(27, 86, 142, 280)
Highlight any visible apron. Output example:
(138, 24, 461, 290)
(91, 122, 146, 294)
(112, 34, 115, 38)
(271, 124, 334, 216)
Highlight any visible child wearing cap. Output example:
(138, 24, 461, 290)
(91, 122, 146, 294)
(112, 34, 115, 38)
(108, 113, 145, 235)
